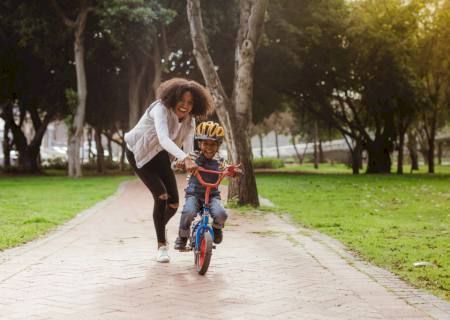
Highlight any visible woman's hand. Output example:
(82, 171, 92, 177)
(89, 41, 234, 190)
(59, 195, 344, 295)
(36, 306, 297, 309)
(184, 156, 198, 174)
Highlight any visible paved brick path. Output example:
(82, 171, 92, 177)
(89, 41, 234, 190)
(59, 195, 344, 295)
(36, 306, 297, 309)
(0, 177, 449, 320)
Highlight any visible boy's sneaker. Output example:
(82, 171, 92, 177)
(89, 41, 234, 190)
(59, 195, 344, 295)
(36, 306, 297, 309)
(174, 237, 188, 250)
(156, 245, 170, 263)
(213, 227, 223, 244)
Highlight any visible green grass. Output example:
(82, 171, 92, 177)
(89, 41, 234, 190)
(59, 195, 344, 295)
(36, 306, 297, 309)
(0, 174, 132, 250)
(283, 163, 450, 174)
(283, 163, 352, 173)
(255, 172, 450, 300)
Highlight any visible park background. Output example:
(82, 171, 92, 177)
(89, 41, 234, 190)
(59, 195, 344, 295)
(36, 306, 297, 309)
(1, 0, 449, 302)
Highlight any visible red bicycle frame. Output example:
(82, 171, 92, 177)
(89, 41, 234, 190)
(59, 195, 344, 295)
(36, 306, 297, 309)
(193, 165, 237, 206)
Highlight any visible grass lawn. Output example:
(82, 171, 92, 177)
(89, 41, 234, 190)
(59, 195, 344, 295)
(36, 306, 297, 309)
(282, 163, 450, 174)
(0, 173, 132, 250)
(255, 172, 450, 300)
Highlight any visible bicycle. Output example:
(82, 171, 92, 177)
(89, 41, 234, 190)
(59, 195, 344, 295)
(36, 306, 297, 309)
(185, 164, 239, 275)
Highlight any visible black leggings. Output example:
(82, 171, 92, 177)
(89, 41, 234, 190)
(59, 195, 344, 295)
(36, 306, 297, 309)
(126, 149, 179, 244)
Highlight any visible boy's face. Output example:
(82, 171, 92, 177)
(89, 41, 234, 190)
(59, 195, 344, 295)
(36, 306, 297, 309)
(199, 140, 219, 159)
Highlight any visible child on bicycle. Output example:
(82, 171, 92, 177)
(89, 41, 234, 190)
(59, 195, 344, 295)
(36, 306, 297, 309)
(173, 121, 239, 251)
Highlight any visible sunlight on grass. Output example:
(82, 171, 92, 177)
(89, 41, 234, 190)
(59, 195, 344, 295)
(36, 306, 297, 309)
(0, 175, 133, 250)
(255, 172, 450, 300)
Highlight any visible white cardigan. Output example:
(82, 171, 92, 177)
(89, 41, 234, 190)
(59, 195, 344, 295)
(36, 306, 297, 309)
(124, 100, 195, 169)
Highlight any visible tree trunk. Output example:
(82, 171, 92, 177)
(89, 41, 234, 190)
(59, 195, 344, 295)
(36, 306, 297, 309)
(228, 123, 259, 205)
(410, 147, 419, 171)
(291, 136, 301, 163)
(2, 119, 11, 170)
(128, 58, 145, 129)
(68, 12, 88, 178)
(351, 150, 360, 175)
(3, 103, 52, 174)
(300, 142, 308, 164)
(437, 141, 442, 165)
(94, 127, 104, 173)
(150, 34, 162, 105)
(352, 140, 362, 175)
(258, 133, 263, 158)
(120, 141, 126, 171)
(49, 1, 90, 177)
(420, 147, 429, 165)
(428, 109, 437, 174)
(397, 132, 405, 174)
(17, 145, 41, 174)
(319, 139, 325, 163)
(274, 130, 280, 158)
(313, 121, 318, 169)
(87, 127, 93, 160)
(407, 132, 419, 171)
(366, 137, 392, 173)
(107, 135, 113, 164)
(187, 0, 267, 206)
(427, 136, 435, 173)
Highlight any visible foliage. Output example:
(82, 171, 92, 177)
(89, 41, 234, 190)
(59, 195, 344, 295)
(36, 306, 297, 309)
(97, 0, 176, 52)
(255, 173, 450, 300)
(253, 157, 285, 169)
(42, 157, 68, 170)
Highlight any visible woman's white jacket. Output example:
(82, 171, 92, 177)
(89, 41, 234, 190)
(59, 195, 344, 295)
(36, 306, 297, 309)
(124, 100, 195, 169)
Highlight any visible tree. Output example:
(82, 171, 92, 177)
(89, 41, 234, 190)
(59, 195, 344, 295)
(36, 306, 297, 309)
(50, 0, 93, 177)
(260, 0, 427, 174)
(415, 0, 450, 173)
(187, 0, 268, 206)
(98, 0, 178, 129)
(0, 0, 70, 173)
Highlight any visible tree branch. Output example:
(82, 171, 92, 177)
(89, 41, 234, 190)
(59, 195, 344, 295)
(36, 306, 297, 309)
(49, 0, 76, 29)
(186, 0, 230, 107)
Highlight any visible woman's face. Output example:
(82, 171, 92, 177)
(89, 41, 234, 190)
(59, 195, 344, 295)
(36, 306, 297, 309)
(175, 91, 194, 120)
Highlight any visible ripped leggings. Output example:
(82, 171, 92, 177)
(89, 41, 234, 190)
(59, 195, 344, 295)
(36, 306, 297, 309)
(126, 149, 178, 244)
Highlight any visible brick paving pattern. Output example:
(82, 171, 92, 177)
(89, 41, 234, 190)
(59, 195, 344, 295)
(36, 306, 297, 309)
(0, 177, 449, 320)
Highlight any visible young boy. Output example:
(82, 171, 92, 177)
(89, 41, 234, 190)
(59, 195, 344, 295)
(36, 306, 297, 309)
(174, 121, 237, 250)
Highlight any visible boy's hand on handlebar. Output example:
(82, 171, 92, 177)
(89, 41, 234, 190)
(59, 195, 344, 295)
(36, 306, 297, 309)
(184, 156, 198, 174)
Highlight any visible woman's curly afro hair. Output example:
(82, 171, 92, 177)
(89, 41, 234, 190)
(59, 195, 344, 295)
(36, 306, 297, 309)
(157, 78, 214, 120)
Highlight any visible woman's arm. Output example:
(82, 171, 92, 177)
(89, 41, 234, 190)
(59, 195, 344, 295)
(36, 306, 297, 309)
(154, 103, 187, 161)
(182, 118, 196, 154)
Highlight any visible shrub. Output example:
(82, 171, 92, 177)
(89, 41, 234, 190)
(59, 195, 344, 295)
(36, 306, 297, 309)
(253, 157, 285, 169)
(42, 157, 68, 170)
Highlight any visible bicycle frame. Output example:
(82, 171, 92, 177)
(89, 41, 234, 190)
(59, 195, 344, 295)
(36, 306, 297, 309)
(192, 165, 237, 248)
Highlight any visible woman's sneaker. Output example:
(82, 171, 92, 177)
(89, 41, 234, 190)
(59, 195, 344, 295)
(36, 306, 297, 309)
(156, 245, 170, 263)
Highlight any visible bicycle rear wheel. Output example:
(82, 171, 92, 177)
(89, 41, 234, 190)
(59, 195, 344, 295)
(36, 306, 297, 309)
(195, 231, 213, 275)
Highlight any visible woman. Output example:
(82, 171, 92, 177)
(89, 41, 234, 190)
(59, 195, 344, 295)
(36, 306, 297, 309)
(125, 78, 213, 263)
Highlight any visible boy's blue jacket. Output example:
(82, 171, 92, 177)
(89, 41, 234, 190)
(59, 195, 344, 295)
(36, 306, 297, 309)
(184, 151, 226, 198)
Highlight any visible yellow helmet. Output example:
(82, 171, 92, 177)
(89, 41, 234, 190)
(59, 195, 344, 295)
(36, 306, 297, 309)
(195, 121, 225, 142)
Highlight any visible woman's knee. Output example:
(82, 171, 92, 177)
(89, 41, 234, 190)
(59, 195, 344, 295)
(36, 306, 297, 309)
(158, 193, 169, 201)
(168, 202, 179, 210)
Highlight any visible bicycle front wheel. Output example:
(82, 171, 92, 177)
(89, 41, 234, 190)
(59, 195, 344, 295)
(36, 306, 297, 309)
(195, 231, 213, 275)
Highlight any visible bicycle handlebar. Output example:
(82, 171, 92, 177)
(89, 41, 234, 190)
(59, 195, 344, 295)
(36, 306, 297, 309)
(194, 165, 237, 189)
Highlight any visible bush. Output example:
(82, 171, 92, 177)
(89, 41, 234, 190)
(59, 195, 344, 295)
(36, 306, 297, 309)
(253, 157, 285, 169)
(42, 157, 68, 170)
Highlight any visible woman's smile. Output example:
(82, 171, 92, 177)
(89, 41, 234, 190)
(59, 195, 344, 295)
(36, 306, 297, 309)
(175, 91, 194, 120)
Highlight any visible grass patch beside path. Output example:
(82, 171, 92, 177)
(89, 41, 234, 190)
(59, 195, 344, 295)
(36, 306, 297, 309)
(282, 163, 450, 174)
(255, 173, 450, 300)
(0, 174, 132, 250)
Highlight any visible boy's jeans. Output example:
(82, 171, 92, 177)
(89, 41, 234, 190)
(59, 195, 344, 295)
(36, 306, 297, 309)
(179, 195, 228, 238)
